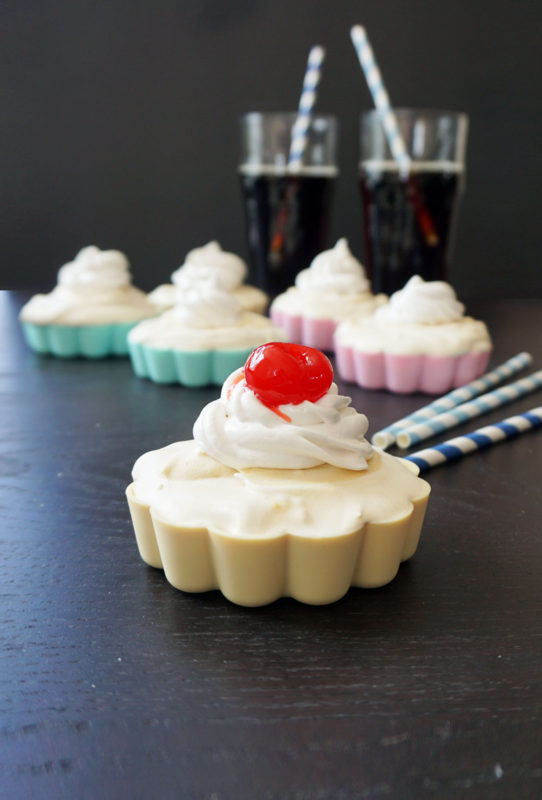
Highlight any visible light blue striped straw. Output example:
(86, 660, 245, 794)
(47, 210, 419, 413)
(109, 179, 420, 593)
(371, 352, 532, 449)
(288, 45, 326, 171)
(350, 25, 410, 176)
(405, 407, 542, 472)
(397, 368, 542, 449)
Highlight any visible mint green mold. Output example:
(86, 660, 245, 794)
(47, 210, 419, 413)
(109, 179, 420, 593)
(128, 341, 254, 387)
(21, 321, 139, 358)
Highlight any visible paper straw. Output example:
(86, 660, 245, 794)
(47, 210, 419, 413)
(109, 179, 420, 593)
(371, 352, 533, 449)
(405, 407, 542, 472)
(288, 45, 325, 171)
(397, 369, 542, 449)
(350, 25, 410, 174)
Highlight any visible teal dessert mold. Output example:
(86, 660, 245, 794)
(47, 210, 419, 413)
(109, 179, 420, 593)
(128, 340, 256, 387)
(21, 321, 139, 359)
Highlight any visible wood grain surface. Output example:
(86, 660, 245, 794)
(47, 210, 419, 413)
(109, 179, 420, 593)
(1, 292, 541, 800)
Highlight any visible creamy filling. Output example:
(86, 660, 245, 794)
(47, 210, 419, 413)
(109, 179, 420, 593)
(148, 282, 268, 312)
(335, 315, 491, 356)
(128, 310, 286, 350)
(131, 439, 429, 538)
(20, 285, 156, 325)
(271, 287, 387, 321)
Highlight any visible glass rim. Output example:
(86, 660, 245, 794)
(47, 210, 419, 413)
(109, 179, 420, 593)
(361, 108, 468, 124)
(241, 111, 337, 123)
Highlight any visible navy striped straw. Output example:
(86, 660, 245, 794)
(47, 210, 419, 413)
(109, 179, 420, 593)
(397, 368, 542, 449)
(405, 407, 542, 472)
(350, 25, 410, 175)
(371, 352, 533, 449)
(288, 46, 325, 171)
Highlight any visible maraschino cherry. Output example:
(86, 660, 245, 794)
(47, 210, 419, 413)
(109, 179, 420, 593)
(244, 342, 333, 409)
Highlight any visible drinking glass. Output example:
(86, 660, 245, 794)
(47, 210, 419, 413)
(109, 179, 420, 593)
(239, 112, 338, 297)
(359, 109, 469, 295)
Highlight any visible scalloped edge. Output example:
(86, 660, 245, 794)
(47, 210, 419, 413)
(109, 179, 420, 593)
(334, 344, 492, 395)
(127, 341, 257, 386)
(125, 474, 430, 607)
(20, 321, 140, 358)
(269, 308, 337, 351)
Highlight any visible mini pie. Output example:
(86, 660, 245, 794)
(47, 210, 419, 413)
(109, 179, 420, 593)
(148, 241, 268, 314)
(126, 342, 431, 606)
(334, 275, 492, 394)
(270, 238, 387, 351)
(19, 246, 157, 358)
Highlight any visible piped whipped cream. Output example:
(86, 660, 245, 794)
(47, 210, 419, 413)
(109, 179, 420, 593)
(193, 368, 373, 471)
(295, 239, 370, 294)
(57, 246, 131, 288)
(172, 283, 242, 328)
(171, 242, 247, 292)
(375, 275, 465, 324)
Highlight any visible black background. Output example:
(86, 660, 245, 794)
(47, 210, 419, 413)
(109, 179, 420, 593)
(2, 0, 541, 297)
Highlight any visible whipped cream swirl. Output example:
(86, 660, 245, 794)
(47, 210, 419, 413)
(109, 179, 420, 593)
(172, 282, 242, 328)
(375, 275, 465, 324)
(194, 369, 373, 470)
(171, 241, 247, 292)
(57, 246, 131, 288)
(295, 238, 370, 294)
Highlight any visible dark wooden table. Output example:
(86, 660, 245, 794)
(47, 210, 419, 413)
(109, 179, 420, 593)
(2, 291, 542, 800)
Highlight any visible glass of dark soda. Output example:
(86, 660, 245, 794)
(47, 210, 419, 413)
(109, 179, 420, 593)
(359, 109, 469, 295)
(239, 112, 338, 297)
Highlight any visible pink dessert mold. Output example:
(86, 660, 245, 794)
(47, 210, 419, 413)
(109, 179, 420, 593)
(269, 308, 337, 352)
(334, 343, 492, 395)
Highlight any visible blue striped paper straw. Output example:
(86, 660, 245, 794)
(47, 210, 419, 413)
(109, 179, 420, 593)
(371, 352, 532, 449)
(350, 25, 410, 175)
(397, 368, 542, 449)
(288, 45, 325, 171)
(405, 407, 542, 472)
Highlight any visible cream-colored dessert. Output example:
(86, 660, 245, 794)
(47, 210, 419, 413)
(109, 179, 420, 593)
(148, 241, 268, 313)
(127, 282, 286, 386)
(130, 282, 284, 352)
(269, 238, 387, 350)
(336, 275, 490, 356)
(20, 246, 156, 326)
(126, 342, 431, 606)
(334, 275, 492, 394)
(19, 246, 157, 358)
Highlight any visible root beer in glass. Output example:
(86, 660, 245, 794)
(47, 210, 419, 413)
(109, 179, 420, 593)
(359, 109, 468, 295)
(239, 113, 338, 297)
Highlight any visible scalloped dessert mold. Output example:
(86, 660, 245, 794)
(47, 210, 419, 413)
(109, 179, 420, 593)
(334, 343, 492, 395)
(269, 308, 337, 352)
(126, 452, 430, 607)
(128, 340, 258, 387)
(21, 321, 139, 358)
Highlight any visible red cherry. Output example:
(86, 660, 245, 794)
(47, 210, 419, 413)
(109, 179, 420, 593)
(244, 342, 333, 408)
